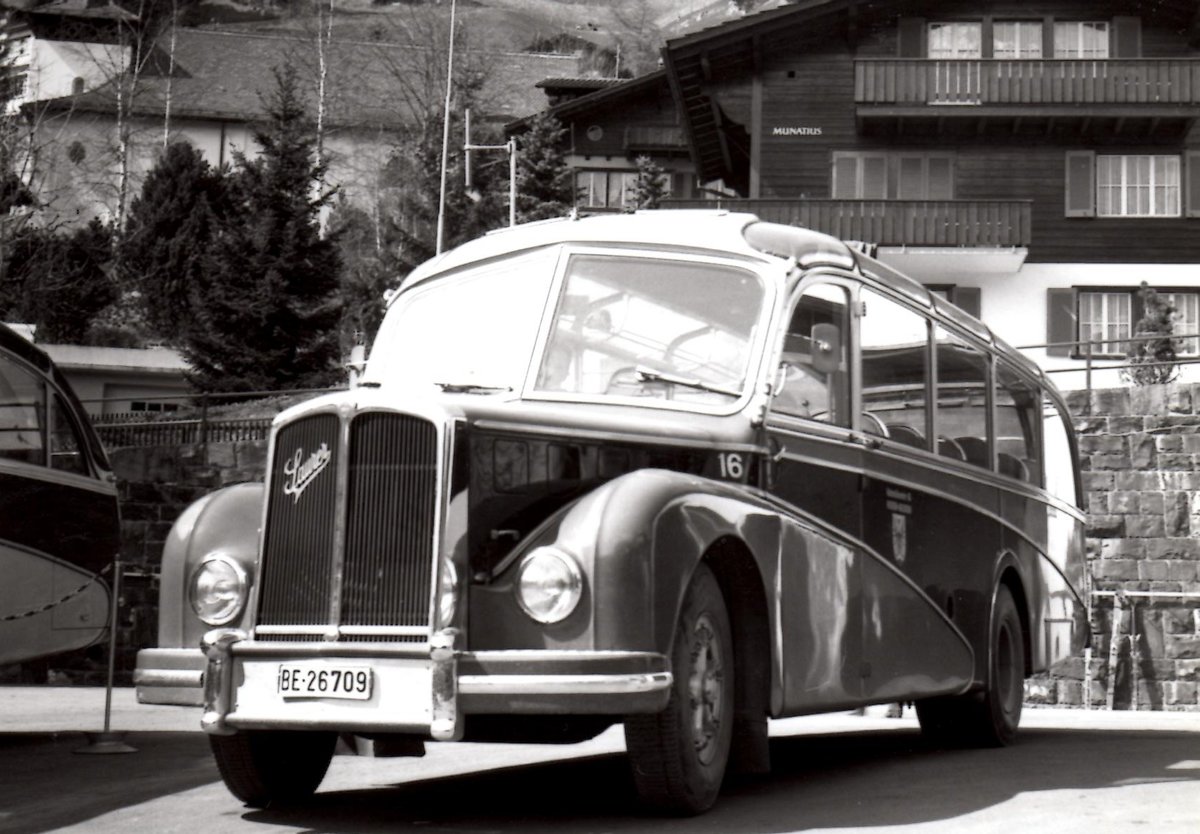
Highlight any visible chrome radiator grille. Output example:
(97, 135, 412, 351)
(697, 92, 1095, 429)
(256, 410, 439, 641)
(342, 412, 438, 632)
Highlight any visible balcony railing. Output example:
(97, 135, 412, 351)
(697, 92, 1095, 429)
(661, 198, 1031, 247)
(856, 59, 1200, 106)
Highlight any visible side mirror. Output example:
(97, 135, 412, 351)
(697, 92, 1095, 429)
(810, 323, 841, 374)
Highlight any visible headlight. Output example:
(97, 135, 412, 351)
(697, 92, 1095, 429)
(188, 553, 248, 626)
(515, 546, 584, 624)
(438, 558, 458, 627)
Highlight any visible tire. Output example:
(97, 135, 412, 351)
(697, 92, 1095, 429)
(917, 584, 1024, 748)
(209, 730, 337, 808)
(625, 563, 734, 815)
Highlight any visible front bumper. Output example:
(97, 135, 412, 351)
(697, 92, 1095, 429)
(140, 629, 672, 740)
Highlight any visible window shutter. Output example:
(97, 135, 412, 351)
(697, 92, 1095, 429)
(1065, 151, 1095, 218)
(1046, 288, 1077, 357)
(952, 287, 981, 319)
(898, 17, 926, 58)
(1111, 16, 1141, 58)
(1187, 150, 1200, 218)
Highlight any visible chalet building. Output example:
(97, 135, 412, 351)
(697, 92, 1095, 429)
(535, 0, 1200, 389)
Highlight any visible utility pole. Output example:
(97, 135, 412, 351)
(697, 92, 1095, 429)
(435, 0, 458, 255)
(463, 108, 517, 228)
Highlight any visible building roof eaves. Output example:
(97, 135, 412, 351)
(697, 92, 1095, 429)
(506, 69, 668, 133)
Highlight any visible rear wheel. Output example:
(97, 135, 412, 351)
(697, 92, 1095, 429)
(625, 563, 734, 815)
(917, 584, 1024, 747)
(209, 730, 337, 808)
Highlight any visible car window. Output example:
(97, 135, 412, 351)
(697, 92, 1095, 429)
(861, 288, 930, 446)
(533, 254, 765, 406)
(50, 393, 88, 475)
(0, 352, 45, 466)
(771, 282, 850, 426)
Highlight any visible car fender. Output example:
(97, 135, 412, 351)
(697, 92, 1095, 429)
(157, 482, 264, 649)
(489, 468, 783, 656)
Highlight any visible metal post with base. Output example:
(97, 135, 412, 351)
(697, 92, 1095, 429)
(75, 557, 136, 755)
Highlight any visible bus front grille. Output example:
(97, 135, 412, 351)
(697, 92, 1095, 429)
(256, 410, 439, 642)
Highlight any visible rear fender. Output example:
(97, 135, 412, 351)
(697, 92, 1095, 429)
(157, 482, 264, 649)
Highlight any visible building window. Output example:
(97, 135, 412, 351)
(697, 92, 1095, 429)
(576, 169, 656, 210)
(1163, 292, 1200, 355)
(993, 21, 1043, 58)
(927, 22, 982, 58)
(1073, 289, 1199, 357)
(832, 152, 953, 200)
(1054, 21, 1109, 58)
(1097, 155, 1180, 217)
(1078, 291, 1132, 356)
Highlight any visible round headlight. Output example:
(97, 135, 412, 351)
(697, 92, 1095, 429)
(188, 554, 248, 626)
(515, 546, 584, 624)
(438, 558, 459, 627)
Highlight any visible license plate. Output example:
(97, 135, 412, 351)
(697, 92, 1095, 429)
(278, 663, 373, 700)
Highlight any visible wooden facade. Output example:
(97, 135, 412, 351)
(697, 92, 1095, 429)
(649, 0, 1200, 265)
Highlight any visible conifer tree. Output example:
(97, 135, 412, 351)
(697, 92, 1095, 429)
(121, 142, 228, 340)
(630, 155, 669, 209)
(514, 113, 575, 223)
(181, 64, 343, 393)
(1123, 281, 1180, 386)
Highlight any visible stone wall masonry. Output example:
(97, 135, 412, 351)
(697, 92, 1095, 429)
(1029, 383, 1200, 712)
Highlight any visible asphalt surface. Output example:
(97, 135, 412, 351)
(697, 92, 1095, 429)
(2, 687, 1200, 833)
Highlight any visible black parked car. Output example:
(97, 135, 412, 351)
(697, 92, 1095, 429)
(0, 323, 120, 668)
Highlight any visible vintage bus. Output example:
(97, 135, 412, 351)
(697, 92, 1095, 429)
(136, 211, 1088, 814)
(0, 323, 119, 670)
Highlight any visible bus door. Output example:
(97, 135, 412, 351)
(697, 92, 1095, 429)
(854, 287, 986, 701)
(764, 279, 867, 707)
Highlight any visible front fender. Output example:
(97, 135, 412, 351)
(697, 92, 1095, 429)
(156, 482, 264, 649)
(471, 469, 781, 655)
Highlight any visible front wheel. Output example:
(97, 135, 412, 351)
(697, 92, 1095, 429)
(209, 730, 337, 808)
(917, 584, 1024, 747)
(625, 563, 734, 815)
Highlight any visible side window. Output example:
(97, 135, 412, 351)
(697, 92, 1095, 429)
(935, 325, 989, 465)
(1043, 394, 1078, 507)
(772, 282, 850, 426)
(0, 352, 46, 466)
(995, 361, 1042, 485)
(50, 393, 88, 476)
(860, 289, 929, 446)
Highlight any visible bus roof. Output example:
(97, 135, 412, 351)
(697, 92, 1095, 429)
(396, 210, 1047, 387)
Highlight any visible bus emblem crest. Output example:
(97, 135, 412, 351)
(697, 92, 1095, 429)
(283, 443, 332, 503)
(891, 513, 907, 565)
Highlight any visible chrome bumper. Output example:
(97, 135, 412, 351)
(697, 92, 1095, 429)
(134, 648, 207, 706)
(192, 628, 672, 740)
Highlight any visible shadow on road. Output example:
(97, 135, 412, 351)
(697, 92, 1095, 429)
(243, 725, 1200, 833)
(2, 724, 1198, 833)
(0, 732, 218, 834)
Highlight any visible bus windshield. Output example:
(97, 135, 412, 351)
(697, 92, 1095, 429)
(366, 249, 767, 407)
(532, 253, 765, 406)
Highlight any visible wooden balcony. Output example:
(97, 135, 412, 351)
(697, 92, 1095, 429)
(661, 198, 1032, 248)
(855, 59, 1200, 135)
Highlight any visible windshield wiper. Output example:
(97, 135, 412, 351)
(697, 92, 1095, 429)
(435, 382, 513, 395)
(634, 365, 742, 398)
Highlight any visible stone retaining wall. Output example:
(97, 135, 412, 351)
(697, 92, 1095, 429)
(1028, 384, 1200, 711)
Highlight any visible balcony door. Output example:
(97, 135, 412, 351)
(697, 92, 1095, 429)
(928, 21, 981, 103)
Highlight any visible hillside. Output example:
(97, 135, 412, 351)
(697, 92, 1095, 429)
(183, 0, 782, 76)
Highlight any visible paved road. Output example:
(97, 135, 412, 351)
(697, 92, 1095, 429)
(2, 687, 1199, 834)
